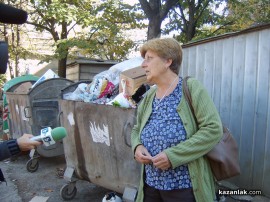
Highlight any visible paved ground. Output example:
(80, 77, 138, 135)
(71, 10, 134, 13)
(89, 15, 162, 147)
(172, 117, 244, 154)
(0, 152, 269, 202)
(0, 154, 111, 202)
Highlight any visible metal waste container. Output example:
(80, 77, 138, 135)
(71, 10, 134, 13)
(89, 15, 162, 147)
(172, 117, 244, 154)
(6, 77, 74, 172)
(59, 81, 140, 201)
(26, 78, 74, 157)
(3, 75, 39, 138)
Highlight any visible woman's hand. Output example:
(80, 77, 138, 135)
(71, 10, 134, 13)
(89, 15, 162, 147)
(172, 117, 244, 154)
(134, 145, 152, 165)
(152, 151, 172, 170)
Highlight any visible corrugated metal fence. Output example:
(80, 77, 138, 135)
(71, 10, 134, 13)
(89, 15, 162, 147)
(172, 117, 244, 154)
(180, 24, 270, 197)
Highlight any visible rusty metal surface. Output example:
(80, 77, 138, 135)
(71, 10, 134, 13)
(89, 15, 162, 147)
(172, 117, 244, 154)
(6, 78, 74, 157)
(5, 92, 32, 139)
(59, 100, 141, 194)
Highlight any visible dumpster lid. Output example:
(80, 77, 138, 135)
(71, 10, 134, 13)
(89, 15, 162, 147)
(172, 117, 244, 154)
(27, 78, 74, 100)
(3, 74, 39, 92)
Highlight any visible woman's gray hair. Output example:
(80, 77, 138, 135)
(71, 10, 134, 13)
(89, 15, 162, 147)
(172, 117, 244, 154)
(140, 38, 183, 74)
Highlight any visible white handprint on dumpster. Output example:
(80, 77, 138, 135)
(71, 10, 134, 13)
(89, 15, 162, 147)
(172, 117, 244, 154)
(89, 121, 110, 146)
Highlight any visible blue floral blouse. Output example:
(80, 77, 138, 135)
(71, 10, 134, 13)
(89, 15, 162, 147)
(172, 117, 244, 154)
(140, 77, 192, 190)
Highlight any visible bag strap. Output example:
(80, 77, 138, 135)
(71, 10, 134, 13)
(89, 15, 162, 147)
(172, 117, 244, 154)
(183, 76, 198, 126)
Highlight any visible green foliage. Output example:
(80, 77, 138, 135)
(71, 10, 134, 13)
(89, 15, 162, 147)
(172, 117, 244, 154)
(112, 100, 121, 107)
(27, 0, 144, 61)
(0, 74, 7, 89)
(51, 0, 144, 61)
(56, 29, 135, 61)
(192, 0, 270, 40)
(1, 0, 147, 78)
(224, 0, 270, 31)
(163, 0, 226, 43)
(163, 0, 270, 43)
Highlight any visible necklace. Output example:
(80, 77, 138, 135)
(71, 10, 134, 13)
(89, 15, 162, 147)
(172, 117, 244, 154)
(155, 76, 178, 110)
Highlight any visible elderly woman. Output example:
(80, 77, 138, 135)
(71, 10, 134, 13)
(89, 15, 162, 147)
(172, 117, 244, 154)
(131, 38, 222, 202)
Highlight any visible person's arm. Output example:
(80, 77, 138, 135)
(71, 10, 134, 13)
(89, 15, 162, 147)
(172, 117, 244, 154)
(165, 78, 223, 168)
(0, 134, 42, 161)
(16, 133, 41, 151)
(131, 100, 145, 155)
(0, 139, 20, 161)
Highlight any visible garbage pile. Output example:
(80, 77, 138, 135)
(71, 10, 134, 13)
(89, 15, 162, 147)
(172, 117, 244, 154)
(63, 57, 150, 108)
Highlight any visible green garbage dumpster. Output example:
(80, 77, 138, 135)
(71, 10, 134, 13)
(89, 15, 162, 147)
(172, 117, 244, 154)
(3, 74, 39, 138)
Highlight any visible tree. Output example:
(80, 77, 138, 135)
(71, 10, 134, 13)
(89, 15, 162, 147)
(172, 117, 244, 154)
(26, 0, 93, 78)
(0, 0, 28, 78)
(60, 0, 145, 61)
(163, 0, 270, 43)
(163, 0, 226, 43)
(26, 0, 143, 78)
(224, 0, 270, 31)
(138, 0, 179, 40)
(0, 74, 7, 89)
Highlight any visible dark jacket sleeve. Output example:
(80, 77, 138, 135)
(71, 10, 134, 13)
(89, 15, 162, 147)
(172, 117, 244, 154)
(0, 139, 21, 161)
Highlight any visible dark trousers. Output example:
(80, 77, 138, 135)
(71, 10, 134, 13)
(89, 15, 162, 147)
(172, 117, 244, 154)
(143, 183, 196, 202)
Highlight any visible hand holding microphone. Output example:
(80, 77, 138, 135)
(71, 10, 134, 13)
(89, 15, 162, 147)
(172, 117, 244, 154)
(17, 134, 42, 151)
(31, 127, 67, 147)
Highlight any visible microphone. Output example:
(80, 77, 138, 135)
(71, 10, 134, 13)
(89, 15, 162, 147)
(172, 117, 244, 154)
(0, 41, 8, 74)
(31, 127, 67, 147)
(0, 3, 28, 24)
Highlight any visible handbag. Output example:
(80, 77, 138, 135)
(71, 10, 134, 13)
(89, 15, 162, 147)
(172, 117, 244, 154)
(183, 76, 241, 181)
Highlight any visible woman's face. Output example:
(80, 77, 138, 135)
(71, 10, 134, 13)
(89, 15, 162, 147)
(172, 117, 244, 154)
(141, 50, 170, 83)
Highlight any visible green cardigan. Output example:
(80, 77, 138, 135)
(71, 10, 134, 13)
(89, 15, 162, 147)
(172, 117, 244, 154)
(131, 77, 223, 202)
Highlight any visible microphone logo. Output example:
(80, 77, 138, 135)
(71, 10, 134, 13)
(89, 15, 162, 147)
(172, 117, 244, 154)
(31, 126, 66, 146)
(40, 127, 56, 146)
(43, 136, 52, 143)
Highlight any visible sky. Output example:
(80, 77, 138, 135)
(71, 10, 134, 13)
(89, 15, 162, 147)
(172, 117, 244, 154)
(123, 0, 138, 5)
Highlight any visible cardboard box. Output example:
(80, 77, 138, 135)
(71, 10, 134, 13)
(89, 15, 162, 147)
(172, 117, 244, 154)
(119, 66, 147, 96)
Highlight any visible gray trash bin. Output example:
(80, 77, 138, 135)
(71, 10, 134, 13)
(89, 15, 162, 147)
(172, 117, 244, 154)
(5, 77, 39, 139)
(59, 81, 140, 201)
(6, 77, 74, 172)
(26, 78, 74, 158)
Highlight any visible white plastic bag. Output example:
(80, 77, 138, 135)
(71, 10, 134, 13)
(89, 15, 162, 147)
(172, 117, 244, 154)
(106, 79, 131, 108)
(32, 69, 59, 88)
(102, 192, 122, 202)
(106, 57, 144, 85)
(63, 83, 89, 101)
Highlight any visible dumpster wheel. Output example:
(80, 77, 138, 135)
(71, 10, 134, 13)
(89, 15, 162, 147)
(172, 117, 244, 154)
(26, 158, 39, 173)
(60, 183, 77, 201)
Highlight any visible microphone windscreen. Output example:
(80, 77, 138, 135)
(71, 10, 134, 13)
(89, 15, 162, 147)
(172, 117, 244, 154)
(0, 41, 8, 74)
(0, 3, 28, 24)
(51, 127, 67, 141)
